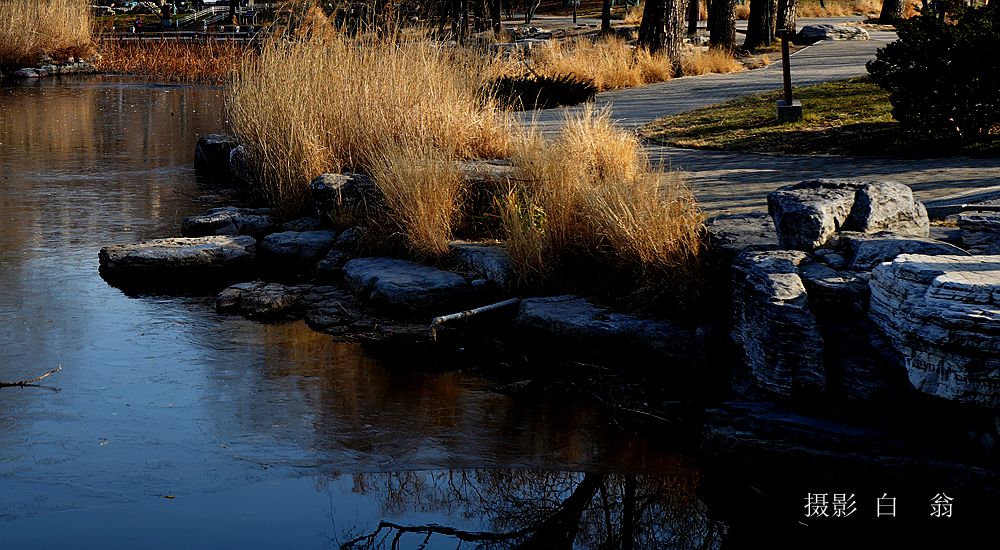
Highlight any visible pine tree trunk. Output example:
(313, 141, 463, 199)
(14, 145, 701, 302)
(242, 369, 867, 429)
(488, 0, 503, 33)
(709, 0, 736, 50)
(879, 0, 904, 23)
(744, 0, 778, 51)
(688, 0, 700, 35)
(777, 0, 796, 33)
(639, 0, 690, 74)
(602, 0, 613, 34)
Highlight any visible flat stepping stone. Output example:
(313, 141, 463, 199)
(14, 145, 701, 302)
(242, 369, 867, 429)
(343, 257, 479, 315)
(258, 230, 337, 269)
(181, 207, 277, 238)
(514, 295, 696, 362)
(99, 235, 256, 288)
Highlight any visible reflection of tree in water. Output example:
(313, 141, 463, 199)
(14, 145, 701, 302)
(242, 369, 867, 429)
(337, 469, 727, 549)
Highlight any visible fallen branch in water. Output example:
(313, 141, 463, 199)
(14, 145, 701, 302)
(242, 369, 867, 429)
(0, 365, 62, 388)
(430, 298, 522, 341)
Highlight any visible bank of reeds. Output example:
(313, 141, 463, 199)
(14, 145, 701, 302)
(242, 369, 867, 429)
(226, 34, 511, 250)
(0, 0, 92, 68)
(504, 108, 703, 305)
(496, 37, 743, 92)
(95, 38, 250, 83)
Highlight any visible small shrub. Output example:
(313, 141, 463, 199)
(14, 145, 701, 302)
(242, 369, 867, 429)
(867, 5, 1000, 141)
(490, 73, 597, 110)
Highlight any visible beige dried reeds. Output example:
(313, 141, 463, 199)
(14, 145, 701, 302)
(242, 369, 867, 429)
(0, 0, 92, 67)
(504, 108, 703, 306)
(225, 34, 511, 216)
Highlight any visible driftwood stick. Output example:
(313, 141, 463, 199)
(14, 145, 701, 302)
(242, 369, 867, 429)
(0, 365, 63, 388)
(430, 298, 522, 341)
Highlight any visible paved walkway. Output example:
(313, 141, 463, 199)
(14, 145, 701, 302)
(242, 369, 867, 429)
(518, 20, 1000, 214)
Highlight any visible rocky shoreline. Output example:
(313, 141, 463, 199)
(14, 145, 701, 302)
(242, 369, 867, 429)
(97, 134, 1000, 472)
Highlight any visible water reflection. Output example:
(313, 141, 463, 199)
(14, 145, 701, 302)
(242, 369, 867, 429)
(333, 470, 724, 549)
(0, 78, 710, 548)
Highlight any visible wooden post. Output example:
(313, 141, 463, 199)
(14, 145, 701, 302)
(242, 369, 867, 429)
(775, 29, 802, 122)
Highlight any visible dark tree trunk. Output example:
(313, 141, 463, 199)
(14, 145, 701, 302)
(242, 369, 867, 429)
(474, 0, 486, 31)
(229, 0, 238, 21)
(639, 0, 690, 74)
(451, 0, 460, 39)
(743, 0, 778, 51)
(601, 0, 613, 34)
(461, 0, 470, 38)
(688, 0, 700, 35)
(709, 0, 737, 50)
(879, 0, 905, 23)
(487, 0, 503, 33)
(776, 0, 796, 32)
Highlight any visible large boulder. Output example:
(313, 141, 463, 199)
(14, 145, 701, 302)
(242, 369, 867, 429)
(731, 251, 826, 399)
(869, 254, 1000, 408)
(258, 230, 337, 270)
(310, 173, 380, 229)
(513, 295, 696, 362)
(958, 211, 1000, 254)
(829, 232, 968, 271)
(181, 207, 278, 238)
(343, 257, 481, 315)
(768, 180, 929, 251)
(795, 24, 870, 44)
(216, 281, 303, 318)
(705, 213, 781, 260)
(194, 134, 239, 177)
(449, 241, 514, 289)
(98, 235, 256, 287)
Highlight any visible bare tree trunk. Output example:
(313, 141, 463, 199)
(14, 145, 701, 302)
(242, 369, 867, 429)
(461, 0, 470, 38)
(601, 0, 613, 34)
(474, 0, 486, 31)
(709, 0, 736, 50)
(777, 0, 796, 32)
(744, 0, 778, 51)
(688, 0, 700, 34)
(879, 0, 905, 22)
(487, 0, 503, 33)
(639, 0, 690, 74)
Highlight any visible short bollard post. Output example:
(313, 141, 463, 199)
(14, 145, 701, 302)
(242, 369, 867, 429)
(776, 29, 803, 123)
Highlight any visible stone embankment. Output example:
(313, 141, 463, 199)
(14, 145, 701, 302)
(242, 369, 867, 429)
(100, 136, 1000, 418)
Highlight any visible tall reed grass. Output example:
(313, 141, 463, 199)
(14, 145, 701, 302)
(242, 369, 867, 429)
(96, 39, 250, 83)
(0, 0, 92, 67)
(504, 108, 703, 306)
(494, 37, 743, 92)
(226, 33, 511, 235)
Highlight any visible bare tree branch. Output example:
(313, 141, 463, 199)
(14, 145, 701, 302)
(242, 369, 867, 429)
(0, 365, 62, 388)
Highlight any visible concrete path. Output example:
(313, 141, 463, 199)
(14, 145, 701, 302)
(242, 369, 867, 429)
(517, 19, 1000, 214)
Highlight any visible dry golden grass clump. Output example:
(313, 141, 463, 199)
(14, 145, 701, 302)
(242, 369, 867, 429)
(495, 37, 743, 92)
(681, 47, 745, 75)
(0, 0, 92, 67)
(504, 108, 703, 305)
(524, 37, 674, 91)
(796, 0, 884, 17)
(96, 39, 250, 83)
(226, 34, 511, 246)
(367, 144, 464, 258)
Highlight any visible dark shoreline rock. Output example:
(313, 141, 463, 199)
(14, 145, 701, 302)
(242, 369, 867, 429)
(99, 235, 256, 289)
(343, 257, 484, 317)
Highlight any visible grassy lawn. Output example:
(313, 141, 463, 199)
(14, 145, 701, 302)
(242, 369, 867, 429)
(640, 78, 905, 156)
(641, 77, 999, 157)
